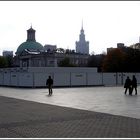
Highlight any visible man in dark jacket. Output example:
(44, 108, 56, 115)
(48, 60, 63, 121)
(46, 76, 53, 95)
(124, 76, 132, 95)
(131, 75, 137, 95)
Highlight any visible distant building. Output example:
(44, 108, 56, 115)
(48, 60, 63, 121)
(117, 43, 125, 49)
(14, 50, 89, 67)
(14, 26, 89, 67)
(129, 37, 140, 50)
(129, 43, 140, 50)
(44, 44, 57, 52)
(107, 43, 127, 54)
(3, 51, 13, 57)
(75, 23, 89, 54)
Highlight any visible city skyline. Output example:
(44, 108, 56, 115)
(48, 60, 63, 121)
(1, 1, 140, 55)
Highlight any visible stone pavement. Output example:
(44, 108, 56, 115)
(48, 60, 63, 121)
(0, 95, 140, 138)
(0, 86, 140, 119)
(0, 86, 140, 138)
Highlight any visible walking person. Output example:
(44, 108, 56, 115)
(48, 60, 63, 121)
(124, 76, 132, 95)
(131, 75, 137, 95)
(46, 76, 53, 96)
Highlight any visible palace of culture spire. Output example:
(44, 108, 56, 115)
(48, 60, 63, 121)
(75, 21, 89, 55)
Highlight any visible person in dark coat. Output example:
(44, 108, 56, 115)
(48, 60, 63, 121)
(46, 76, 53, 95)
(124, 76, 132, 95)
(131, 75, 137, 95)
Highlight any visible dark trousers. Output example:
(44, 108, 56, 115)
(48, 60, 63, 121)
(48, 85, 53, 95)
(125, 87, 131, 95)
(131, 86, 137, 95)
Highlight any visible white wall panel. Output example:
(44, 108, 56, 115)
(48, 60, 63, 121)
(117, 73, 123, 85)
(10, 73, 18, 86)
(0, 73, 3, 85)
(54, 73, 70, 86)
(71, 73, 86, 86)
(103, 73, 116, 86)
(3, 72, 10, 85)
(34, 73, 53, 87)
(87, 73, 102, 85)
(19, 73, 33, 87)
(135, 73, 140, 84)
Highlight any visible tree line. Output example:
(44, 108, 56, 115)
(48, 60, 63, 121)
(88, 47, 140, 72)
(0, 56, 13, 68)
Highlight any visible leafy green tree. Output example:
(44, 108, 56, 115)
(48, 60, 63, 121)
(0, 56, 8, 68)
(58, 57, 76, 67)
(123, 48, 140, 72)
(87, 54, 105, 72)
(5, 56, 13, 67)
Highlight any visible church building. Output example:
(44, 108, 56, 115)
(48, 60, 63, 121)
(16, 26, 44, 55)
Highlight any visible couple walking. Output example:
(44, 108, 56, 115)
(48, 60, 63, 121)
(124, 75, 137, 95)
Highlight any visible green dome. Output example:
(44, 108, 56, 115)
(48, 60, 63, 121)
(16, 41, 44, 55)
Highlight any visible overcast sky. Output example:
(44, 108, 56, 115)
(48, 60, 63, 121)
(0, 1, 140, 55)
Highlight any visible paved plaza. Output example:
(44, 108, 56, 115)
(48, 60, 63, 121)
(0, 86, 140, 138)
(0, 86, 140, 119)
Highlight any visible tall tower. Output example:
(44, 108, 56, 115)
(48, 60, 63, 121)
(75, 22, 89, 54)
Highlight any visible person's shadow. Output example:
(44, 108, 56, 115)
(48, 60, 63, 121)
(47, 94, 52, 97)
